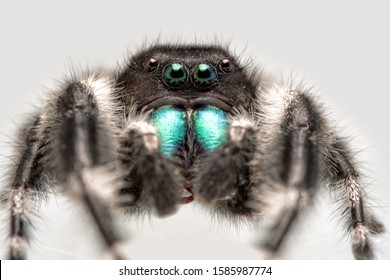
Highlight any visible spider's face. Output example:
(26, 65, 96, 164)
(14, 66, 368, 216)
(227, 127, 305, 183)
(121, 45, 255, 112)
(120, 45, 257, 157)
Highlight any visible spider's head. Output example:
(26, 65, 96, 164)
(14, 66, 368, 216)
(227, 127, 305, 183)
(118, 44, 257, 160)
(119, 44, 256, 112)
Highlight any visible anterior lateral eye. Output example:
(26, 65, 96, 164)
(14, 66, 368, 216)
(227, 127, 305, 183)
(193, 106, 228, 152)
(150, 105, 187, 157)
(143, 58, 159, 72)
(162, 63, 188, 87)
(219, 58, 233, 73)
(192, 64, 217, 88)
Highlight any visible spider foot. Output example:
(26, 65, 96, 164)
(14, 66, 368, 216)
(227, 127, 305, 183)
(352, 223, 375, 260)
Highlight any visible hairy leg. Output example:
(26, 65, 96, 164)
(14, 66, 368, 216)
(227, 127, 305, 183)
(3, 116, 46, 259)
(325, 138, 384, 259)
(255, 92, 321, 258)
(118, 115, 183, 217)
(192, 114, 258, 215)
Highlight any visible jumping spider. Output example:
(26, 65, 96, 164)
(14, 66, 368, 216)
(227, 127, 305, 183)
(2, 43, 384, 259)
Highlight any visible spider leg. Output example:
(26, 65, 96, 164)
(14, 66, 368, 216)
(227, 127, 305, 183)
(3, 74, 128, 259)
(4, 116, 46, 259)
(192, 115, 257, 215)
(118, 118, 182, 216)
(250, 85, 383, 259)
(325, 139, 384, 259)
(250, 88, 321, 258)
(45, 77, 127, 259)
(261, 128, 318, 257)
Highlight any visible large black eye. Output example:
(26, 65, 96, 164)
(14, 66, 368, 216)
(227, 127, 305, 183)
(143, 58, 159, 72)
(219, 58, 233, 73)
(192, 63, 217, 88)
(162, 63, 188, 87)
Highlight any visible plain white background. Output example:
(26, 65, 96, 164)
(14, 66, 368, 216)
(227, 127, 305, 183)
(0, 0, 389, 259)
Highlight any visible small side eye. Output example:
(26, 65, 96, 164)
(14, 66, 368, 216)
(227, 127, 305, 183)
(192, 64, 217, 88)
(143, 58, 159, 72)
(162, 63, 188, 88)
(219, 58, 233, 73)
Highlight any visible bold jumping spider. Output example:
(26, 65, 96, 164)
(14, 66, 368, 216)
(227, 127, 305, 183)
(2, 43, 384, 259)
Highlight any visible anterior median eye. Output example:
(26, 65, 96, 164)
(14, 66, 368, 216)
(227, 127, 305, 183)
(193, 106, 228, 152)
(192, 63, 217, 88)
(162, 63, 188, 88)
(150, 106, 187, 157)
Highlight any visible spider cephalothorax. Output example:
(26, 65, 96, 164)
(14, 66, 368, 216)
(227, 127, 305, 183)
(1, 43, 384, 260)
(117, 45, 258, 212)
(120, 45, 256, 107)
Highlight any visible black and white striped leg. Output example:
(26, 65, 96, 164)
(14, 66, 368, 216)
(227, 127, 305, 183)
(6, 117, 45, 260)
(193, 117, 257, 214)
(119, 120, 182, 216)
(50, 80, 125, 259)
(258, 95, 320, 258)
(326, 140, 384, 259)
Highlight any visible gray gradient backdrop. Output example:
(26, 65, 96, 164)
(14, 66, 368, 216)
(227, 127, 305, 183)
(0, 0, 389, 259)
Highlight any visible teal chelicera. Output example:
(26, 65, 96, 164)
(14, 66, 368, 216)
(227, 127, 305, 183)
(150, 105, 229, 156)
(150, 106, 187, 157)
(193, 106, 229, 152)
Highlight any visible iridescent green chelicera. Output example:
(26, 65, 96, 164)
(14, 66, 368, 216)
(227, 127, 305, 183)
(193, 106, 228, 152)
(162, 63, 187, 87)
(150, 106, 187, 157)
(192, 63, 217, 88)
(150, 105, 228, 155)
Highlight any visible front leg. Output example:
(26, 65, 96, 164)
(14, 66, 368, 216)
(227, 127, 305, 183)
(118, 110, 184, 217)
(192, 111, 258, 215)
(250, 85, 383, 259)
(254, 91, 322, 258)
(325, 138, 385, 259)
(11, 75, 128, 260)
